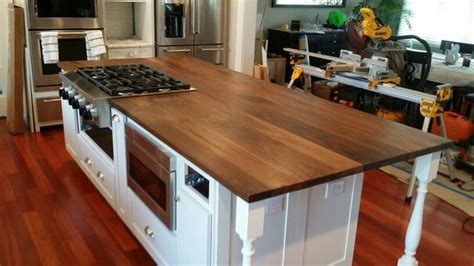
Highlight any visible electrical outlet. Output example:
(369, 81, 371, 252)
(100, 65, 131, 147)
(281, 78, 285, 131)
(325, 180, 345, 199)
(265, 196, 283, 215)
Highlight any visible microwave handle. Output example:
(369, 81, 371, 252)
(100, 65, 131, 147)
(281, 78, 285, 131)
(199, 47, 224, 52)
(37, 31, 87, 37)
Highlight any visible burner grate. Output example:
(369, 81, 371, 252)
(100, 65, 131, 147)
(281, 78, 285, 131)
(75, 64, 191, 96)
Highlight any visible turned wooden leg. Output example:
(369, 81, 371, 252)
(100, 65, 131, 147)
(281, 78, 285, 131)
(398, 152, 441, 266)
(235, 197, 265, 266)
(405, 117, 431, 203)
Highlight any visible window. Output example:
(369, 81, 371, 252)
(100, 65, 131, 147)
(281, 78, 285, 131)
(398, 0, 474, 47)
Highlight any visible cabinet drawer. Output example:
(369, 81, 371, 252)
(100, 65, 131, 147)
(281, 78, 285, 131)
(128, 189, 177, 265)
(319, 33, 346, 46)
(78, 135, 115, 207)
(36, 96, 62, 123)
(108, 46, 154, 59)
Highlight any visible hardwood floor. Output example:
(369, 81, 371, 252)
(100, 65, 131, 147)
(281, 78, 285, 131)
(0, 119, 472, 265)
(0, 120, 154, 265)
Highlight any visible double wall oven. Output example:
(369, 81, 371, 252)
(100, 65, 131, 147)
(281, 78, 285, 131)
(30, 31, 89, 86)
(26, 0, 105, 131)
(27, 0, 103, 30)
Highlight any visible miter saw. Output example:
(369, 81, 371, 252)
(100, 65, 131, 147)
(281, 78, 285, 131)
(346, 7, 432, 89)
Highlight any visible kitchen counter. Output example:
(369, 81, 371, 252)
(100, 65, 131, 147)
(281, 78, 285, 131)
(59, 57, 451, 266)
(59, 56, 451, 203)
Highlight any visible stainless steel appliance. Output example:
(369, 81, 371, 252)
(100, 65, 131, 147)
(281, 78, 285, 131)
(59, 64, 188, 229)
(25, 0, 105, 131)
(126, 123, 177, 230)
(26, 0, 104, 29)
(156, 0, 226, 65)
(30, 30, 100, 87)
(59, 64, 195, 128)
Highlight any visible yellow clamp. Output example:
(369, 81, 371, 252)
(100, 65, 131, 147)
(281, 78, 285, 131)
(419, 84, 452, 118)
(368, 77, 401, 89)
(291, 66, 303, 80)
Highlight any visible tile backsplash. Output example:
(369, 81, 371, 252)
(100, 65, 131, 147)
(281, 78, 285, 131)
(105, 2, 135, 39)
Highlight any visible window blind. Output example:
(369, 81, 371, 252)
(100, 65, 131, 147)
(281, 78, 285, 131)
(398, 0, 474, 47)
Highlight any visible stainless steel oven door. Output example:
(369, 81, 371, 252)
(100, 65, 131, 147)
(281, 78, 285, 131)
(126, 124, 176, 230)
(30, 30, 105, 86)
(26, 0, 104, 29)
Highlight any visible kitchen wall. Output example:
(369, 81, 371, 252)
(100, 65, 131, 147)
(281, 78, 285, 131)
(257, 0, 358, 38)
(0, 0, 13, 95)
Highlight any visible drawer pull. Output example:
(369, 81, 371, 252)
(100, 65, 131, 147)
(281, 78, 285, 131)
(84, 157, 92, 166)
(42, 98, 61, 103)
(96, 171, 104, 181)
(112, 114, 120, 122)
(144, 226, 155, 238)
(164, 48, 191, 53)
(199, 47, 224, 52)
(128, 52, 137, 57)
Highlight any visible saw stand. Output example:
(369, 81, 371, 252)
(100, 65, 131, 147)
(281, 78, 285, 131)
(284, 48, 456, 203)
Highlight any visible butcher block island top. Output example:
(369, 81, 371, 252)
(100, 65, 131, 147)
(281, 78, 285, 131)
(59, 57, 452, 203)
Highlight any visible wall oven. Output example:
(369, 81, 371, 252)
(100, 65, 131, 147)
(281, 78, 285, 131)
(30, 30, 105, 86)
(126, 123, 176, 230)
(26, 0, 104, 29)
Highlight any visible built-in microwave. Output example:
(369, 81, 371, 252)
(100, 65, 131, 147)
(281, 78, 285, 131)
(26, 0, 104, 30)
(126, 124, 177, 230)
(30, 30, 106, 86)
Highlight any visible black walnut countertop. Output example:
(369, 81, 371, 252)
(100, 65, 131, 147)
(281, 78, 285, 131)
(59, 57, 452, 203)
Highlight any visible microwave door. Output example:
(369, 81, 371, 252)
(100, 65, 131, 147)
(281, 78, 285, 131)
(156, 0, 193, 46)
(193, 0, 225, 45)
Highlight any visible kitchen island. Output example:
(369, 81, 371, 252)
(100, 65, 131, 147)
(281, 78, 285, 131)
(59, 57, 451, 266)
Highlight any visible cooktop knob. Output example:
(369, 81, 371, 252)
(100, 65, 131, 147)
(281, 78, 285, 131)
(72, 97, 85, 109)
(83, 110, 92, 120)
(69, 94, 81, 105)
(89, 108, 98, 118)
(81, 104, 95, 119)
(62, 88, 75, 100)
(58, 86, 66, 97)
(79, 105, 88, 116)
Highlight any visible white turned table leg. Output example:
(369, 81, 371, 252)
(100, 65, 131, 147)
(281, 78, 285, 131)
(405, 117, 431, 203)
(398, 152, 441, 266)
(235, 197, 266, 266)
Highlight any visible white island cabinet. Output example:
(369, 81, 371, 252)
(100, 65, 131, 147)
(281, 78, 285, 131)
(61, 91, 443, 266)
(110, 108, 366, 266)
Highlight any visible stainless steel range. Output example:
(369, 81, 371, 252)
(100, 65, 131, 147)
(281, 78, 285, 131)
(60, 64, 195, 128)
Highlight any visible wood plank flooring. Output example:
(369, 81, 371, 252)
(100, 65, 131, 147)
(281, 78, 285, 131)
(0, 119, 472, 265)
(0, 120, 154, 266)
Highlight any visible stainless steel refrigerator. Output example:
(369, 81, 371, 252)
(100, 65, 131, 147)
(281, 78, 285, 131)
(156, 0, 226, 65)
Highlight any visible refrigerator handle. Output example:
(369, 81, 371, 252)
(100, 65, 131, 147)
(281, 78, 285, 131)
(191, 0, 199, 34)
(188, 0, 193, 35)
(195, 0, 200, 34)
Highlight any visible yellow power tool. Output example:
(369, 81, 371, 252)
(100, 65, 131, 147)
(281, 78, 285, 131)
(359, 7, 392, 40)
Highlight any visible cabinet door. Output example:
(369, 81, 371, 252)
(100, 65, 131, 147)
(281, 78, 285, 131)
(112, 109, 128, 222)
(61, 98, 79, 159)
(177, 189, 212, 265)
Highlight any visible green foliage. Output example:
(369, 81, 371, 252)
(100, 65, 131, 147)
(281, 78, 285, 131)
(351, 0, 413, 32)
